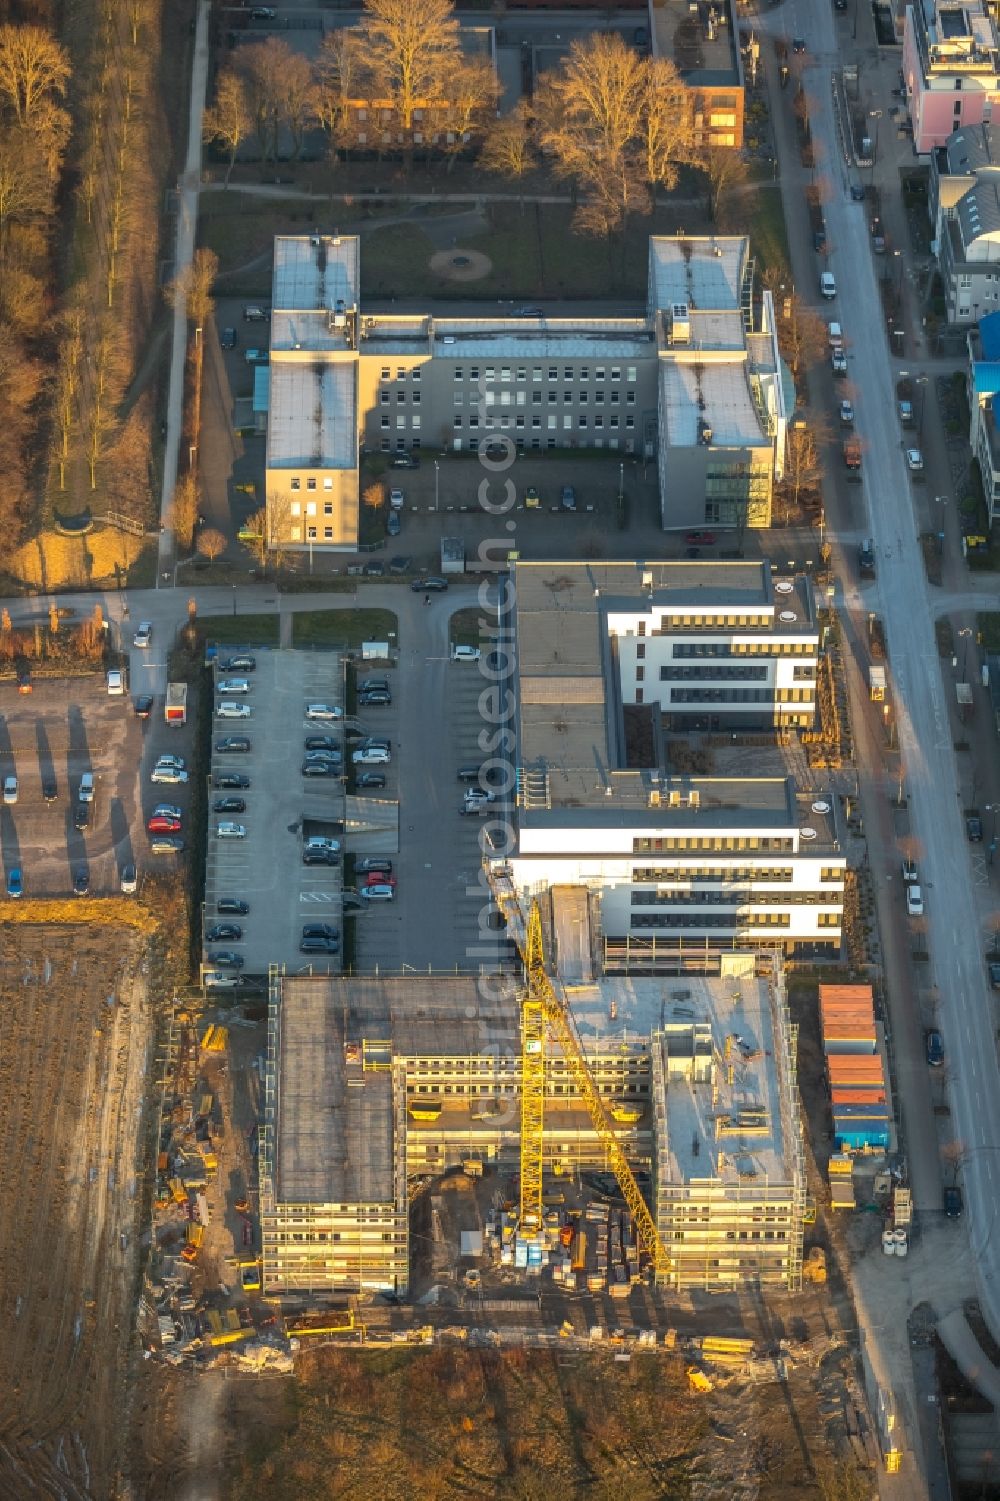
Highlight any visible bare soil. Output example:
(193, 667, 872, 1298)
(0, 924, 155, 1499)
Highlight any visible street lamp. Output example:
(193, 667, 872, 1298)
(958, 626, 973, 681)
(434, 460, 440, 512)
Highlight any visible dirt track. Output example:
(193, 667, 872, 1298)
(0, 924, 154, 1500)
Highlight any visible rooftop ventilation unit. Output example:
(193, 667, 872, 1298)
(698, 419, 713, 446)
(331, 298, 347, 328)
(670, 302, 691, 345)
(689, 789, 700, 808)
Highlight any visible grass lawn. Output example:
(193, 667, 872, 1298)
(292, 608, 398, 648)
(200, 613, 280, 647)
(978, 613, 1000, 650)
(746, 184, 790, 280)
(199, 195, 324, 283)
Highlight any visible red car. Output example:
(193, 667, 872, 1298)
(364, 870, 397, 888)
(147, 814, 182, 834)
(685, 530, 717, 546)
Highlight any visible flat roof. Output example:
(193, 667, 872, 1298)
(273, 234, 359, 316)
(649, 236, 748, 315)
(653, 0, 742, 86)
(266, 360, 356, 469)
(661, 360, 768, 447)
(275, 979, 393, 1205)
(431, 319, 654, 360)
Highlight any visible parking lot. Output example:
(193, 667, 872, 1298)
(202, 647, 347, 979)
(0, 675, 144, 897)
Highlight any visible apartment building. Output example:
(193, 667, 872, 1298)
(651, 0, 745, 148)
(262, 233, 786, 552)
(929, 122, 1000, 322)
(966, 310, 1000, 521)
(499, 560, 844, 961)
(903, 0, 1000, 154)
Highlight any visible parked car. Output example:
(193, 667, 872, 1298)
(359, 690, 391, 706)
(358, 857, 393, 874)
(685, 531, 717, 546)
(820, 271, 837, 299)
(155, 754, 186, 771)
(356, 771, 387, 789)
(353, 746, 391, 765)
(387, 511, 402, 537)
(214, 772, 250, 790)
(925, 1030, 945, 1066)
(215, 736, 251, 753)
(217, 678, 250, 695)
(452, 645, 481, 663)
(831, 351, 848, 376)
(42, 778, 57, 802)
(217, 897, 250, 915)
(152, 765, 189, 784)
(74, 802, 90, 832)
(360, 677, 390, 694)
(204, 971, 244, 989)
(2, 775, 17, 804)
(244, 348, 269, 365)
(73, 866, 90, 895)
(209, 950, 244, 969)
(216, 701, 252, 719)
(303, 847, 339, 866)
(148, 815, 182, 834)
(905, 447, 924, 473)
(242, 306, 269, 323)
(364, 870, 396, 888)
(215, 821, 247, 839)
(151, 803, 183, 822)
(411, 576, 448, 592)
(6, 867, 23, 898)
(524, 486, 540, 508)
(221, 327, 238, 350)
(300, 934, 340, 954)
(839, 400, 854, 425)
(901, 858, 918, 883)
(133, 621, 152, 647)
(906, 884, 925, 917)
(944, 1186, 964, 1218)
(108, 668, 125, 693)
(206, 923, 243, 943)
(222, 655, 256, 671)
(305, 702, 343, 721)
(391, 452, 420, 469)
(304, 835, 341, 855)
(990, 962, 1000, 990)
(120, 863, 137, 894)
(302, 761, 341, 777)
(967, 815, 984, 842)
(303, 923, 340, 940)
(560, 485, 577, 512)
(360, 883, 395, 901)
(213, 797, 246, 814)
(389, 489, 405, 510)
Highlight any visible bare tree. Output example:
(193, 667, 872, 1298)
(170, 471, 200, 551)
(237, 39, 289, 165)
(363, 481, 385, 512)
(197, 527, 227, 564)
(185, 247, 218, 328)
(777, 293, 825, 382)
(314, 30, 366, 162)
(281, 49, 318, 161)
(0, 130, 51, 250)
(203, 70, 252, 187)
(780, 424, 825, 520)
(358, 0, 461, 133)
(480, 101, 536, 207)
(0, 25, 70, 127)
(700, 144, 750, 222)
(941, 1139, 966, 1185)
(239, 506, 269, 570)
(640, 57, 696, 202)
(436, 58, 498, 169)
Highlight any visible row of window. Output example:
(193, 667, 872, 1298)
(636, 615, 774, 634)
(633, 837, 796, 853)
(630, 912, 792, 928)
(632, 891, 844, 907)
(460, 389, 637, 406)
(633, 866, 795, 883)
(453, 414, 636, 431)
(289, 477, 334, 492)
(377, 436, 636, 454)
(669, 641, 817, 657)
(449, 365, 638, 383)
(289, 500, 336, 517)
(656, 665, 769, 682)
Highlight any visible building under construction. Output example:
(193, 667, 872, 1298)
(259, 931, 806, 1298)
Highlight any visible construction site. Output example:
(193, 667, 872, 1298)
(260, 879, 809, 1303)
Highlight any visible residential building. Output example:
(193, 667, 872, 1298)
(930, 122, 1000, 322)
(496, 560, 843, 964)
(262, 234, 787, 553)
(903, 0, 1000, 155)
(651, 0, 745, 148)
(260, 969, 807, 1295)
(966, 310, 1000, 520)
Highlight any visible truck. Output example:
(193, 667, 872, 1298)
(842, 438, 862, 479)
(165, 682, 188, 727)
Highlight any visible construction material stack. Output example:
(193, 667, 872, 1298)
(820, 985, 889, 1155)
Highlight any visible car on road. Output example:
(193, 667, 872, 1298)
(222, 655, 256, 671)
(516, 305, 544, 317)
(152, 764, 189, 784)
(820, 271, 837, 299)
(925, 1029, 944, 1066)
(905, 448, 924, 473)
(357, 771, 387, 789)
(216, 821, 247, 839)
(792, 35, 806, 50)
(2, 775, 17, 804)
(305, 702, 343, 721)
(214, 772, 250, 790)
(217, 701, 252, 719)
(360, 883, 395, 901)
(150, 835, 184, 854)
(302, 761, 341, 777)
(906, 884, 925, 917)
(353, 745, 391, 764)
(155, 754, 186, 771)
(213, 797, 246, 814)
(300, 934, 340, 954)
(152, 803, 183, 822)
(206, 923, 243, 942)
(390, 452, 420, 469)
(685, 531, 717, 546)
(42, 778, 57, 802)
(411, 575, 448, 592)
(217, 678, 250, 695)
(209, 950, 244, 969)
(215, 736, 251, 753)
(944, 1186, 963, 1218)
(6, 867, 22, 898)
(813, 227, 826, 253)
(990, 962, 1000, 990)
(217, 897, 250, 915)
(148, 814, 181, 834)
(120, 863, 137, 895)
(134, 694, 153, 719)
(133, 621, 152, 647)
(73, 866, 89, 895)
(560, 485, 577, 511)
(901, 858, 918, 883)
(839, 400, 854, 425)
(967, 815, 983, 842)
(524, 486, 540, 508)
(831, 351, 848, 376)
(452, 645, 481, 663)
(74, 802, 90, 832)
(221, 327, 238, 350)
(386, 510, 402, 537)
(389, 488, 405, 510)
(250, 7, 275, 18)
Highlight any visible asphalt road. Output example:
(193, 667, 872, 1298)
(787, 0, 1000, 1381)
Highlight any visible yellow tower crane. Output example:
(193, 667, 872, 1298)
(490, 868, 671, 1282)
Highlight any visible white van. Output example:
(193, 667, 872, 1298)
(820, 271, 837, 300)
(107, 669, 125, 695)
(451, 645, 482, 663)
(79, 772, 95, 803)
